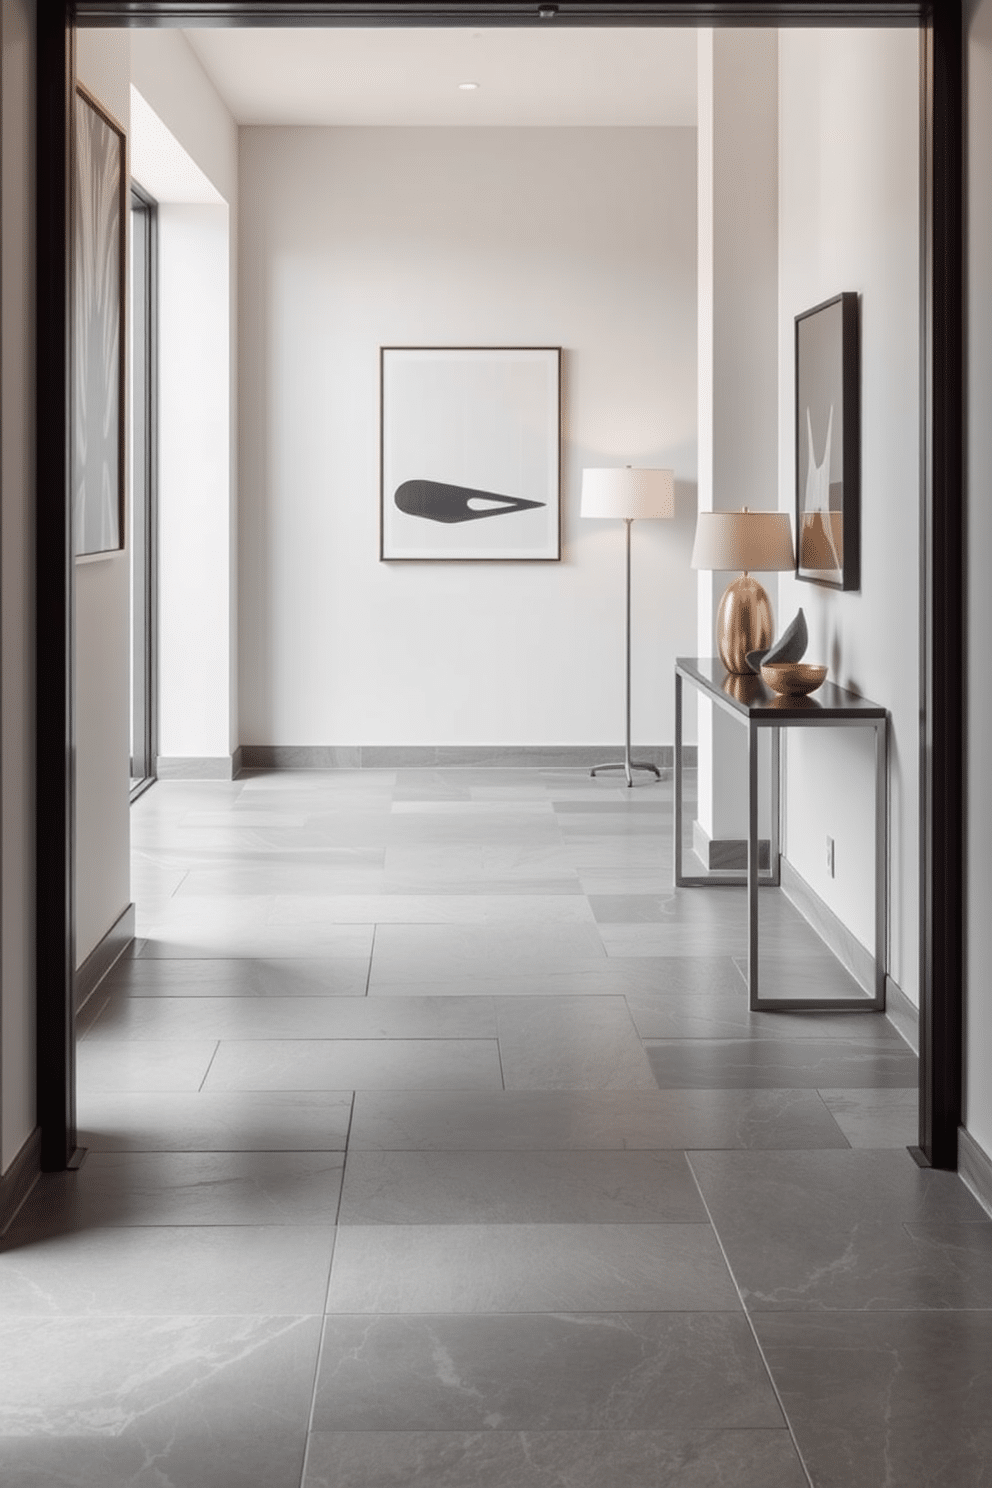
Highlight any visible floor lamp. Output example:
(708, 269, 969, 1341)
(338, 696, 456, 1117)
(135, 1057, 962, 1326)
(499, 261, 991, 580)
(582, 466, 675, 787)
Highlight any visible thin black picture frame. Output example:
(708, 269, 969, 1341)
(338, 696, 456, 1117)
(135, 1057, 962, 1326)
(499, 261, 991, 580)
(73, 82, 127, 558)
(379, 345, 562, 563)
(794, 291, 860, 592)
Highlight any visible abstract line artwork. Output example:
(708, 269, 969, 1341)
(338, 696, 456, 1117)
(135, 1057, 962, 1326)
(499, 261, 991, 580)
(380, 347, 561, 561)
(795, 293, 860, 591)
(73, 86, 126, 557)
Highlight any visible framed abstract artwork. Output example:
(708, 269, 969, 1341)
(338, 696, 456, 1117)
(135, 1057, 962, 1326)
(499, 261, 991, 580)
(72, 84, 126, 558)
(380, 346, 562, 561)
(794, 292, 860, 591)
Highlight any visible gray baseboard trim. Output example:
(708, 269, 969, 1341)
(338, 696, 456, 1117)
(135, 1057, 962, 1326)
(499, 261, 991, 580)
(958, 1126, 992, 1217)
(692, 819, 770, 871)
(155, 755, 239, 780)
(239, 744, 698, 772)
(885, 974, 919, 1053)
(780, 857, 875, 995)
(0, 1127, 41, 1235)
(74, 902, 135, 1013)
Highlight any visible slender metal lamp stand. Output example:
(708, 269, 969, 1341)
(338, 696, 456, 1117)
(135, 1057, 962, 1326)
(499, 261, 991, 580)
(590, 518, 662, 788)
(581, 466, 676, 789)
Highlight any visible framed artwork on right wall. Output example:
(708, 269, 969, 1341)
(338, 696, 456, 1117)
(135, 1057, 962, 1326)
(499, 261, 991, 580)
(795, 291, 860, 590)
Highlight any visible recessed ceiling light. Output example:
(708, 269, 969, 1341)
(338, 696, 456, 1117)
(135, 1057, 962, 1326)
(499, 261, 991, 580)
(458, 81, 480, 91)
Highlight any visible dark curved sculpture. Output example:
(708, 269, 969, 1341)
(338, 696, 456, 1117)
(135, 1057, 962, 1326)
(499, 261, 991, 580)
(746, 607, 808, 674)
(395, 479, 546, 525)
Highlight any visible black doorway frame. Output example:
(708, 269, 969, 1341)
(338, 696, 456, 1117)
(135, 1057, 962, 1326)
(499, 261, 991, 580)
(36, 0, 963, 1170)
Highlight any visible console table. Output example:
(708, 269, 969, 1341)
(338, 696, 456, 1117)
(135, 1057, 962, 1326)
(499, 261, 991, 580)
(674, 657, 887, 1012)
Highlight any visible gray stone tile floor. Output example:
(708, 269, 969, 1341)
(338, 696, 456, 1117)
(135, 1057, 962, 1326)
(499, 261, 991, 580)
(1, 766, 987, 1487)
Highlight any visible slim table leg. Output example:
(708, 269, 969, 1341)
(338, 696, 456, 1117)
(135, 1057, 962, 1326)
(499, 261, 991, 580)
(770, 725, 781, 885)
(674, 671, 684, 886)
(875, 717, 888, 1007)
(748, 719, 760, 1009)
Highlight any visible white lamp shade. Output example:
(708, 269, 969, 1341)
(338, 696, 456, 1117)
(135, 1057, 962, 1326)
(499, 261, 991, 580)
(690, 510, 795, 572)
(581, 467, 675, 520)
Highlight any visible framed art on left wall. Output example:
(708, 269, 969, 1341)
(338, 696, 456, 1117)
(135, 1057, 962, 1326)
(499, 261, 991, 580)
(380, 346, 562, 562)
(72, 84, 126, 558)
(795, 292, 860, 591)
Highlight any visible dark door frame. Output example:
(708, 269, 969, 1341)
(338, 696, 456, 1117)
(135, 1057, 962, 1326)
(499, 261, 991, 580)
(36, 0, 963, 1170)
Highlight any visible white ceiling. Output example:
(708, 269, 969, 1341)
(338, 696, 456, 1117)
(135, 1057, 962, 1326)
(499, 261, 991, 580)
(182, 28, 698, 128)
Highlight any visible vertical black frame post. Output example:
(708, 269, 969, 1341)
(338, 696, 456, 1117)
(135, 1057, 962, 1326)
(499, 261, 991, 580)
(918, 0, 964, 1169)
(35, 3, 76, 1171)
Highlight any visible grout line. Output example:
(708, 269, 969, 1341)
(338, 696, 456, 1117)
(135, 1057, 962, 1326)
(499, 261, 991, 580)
(812, 1087, 854, 1148)
(333, 1092, 357, 1229)
(364, 925, 376, 998)
(684, 1152, 816, 1488)
(196, 1041, 221, 1092)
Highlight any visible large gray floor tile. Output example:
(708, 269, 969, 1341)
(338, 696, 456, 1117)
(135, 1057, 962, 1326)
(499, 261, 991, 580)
(589, 893, 691, 923)
(86, 993, 497, 1042)
(603, 925, 748, 957)
(391, 800, 554, 815)
(578, 873, 677, 895)
(732, 951, 871, 1001)
(311, 1311, 781, 1431)
(617, 956, 745, 997)
(0, 1225, 334, 1314)
(138, 926, 375, 959)
(269, 894, 594, 925)
(303, 1428, 807, 1488)
(818, 1087, 919, 1147)
(369, 923, 608, 984)
(0, 1314, 320, 1488)
(754, 1311, 992, 1488)
(349, 1088, 850, 1151)
(629, 993, 900, 1042)
(326, 1224, 740, 1313)
(107, 955, 371, 998)
(384, 819, 564, 849)
(77, 1039, 218, 1093)
(646, 1037, 919, 1089)
(690, 1149, 992, 1311)
(552, 797, 672, 814)
(689, 1149, 986, 1233)
(175, 864, 391, 896)
(202, 1038, 504, 1092)
(78, 1090, 353, 1151)
(338, 1150, 706, 1224)
(367, 961, 711, 998)
(382, 844, 582, 880)
(16, 1151, 344, 1228)
(495, 996, 656, 1089)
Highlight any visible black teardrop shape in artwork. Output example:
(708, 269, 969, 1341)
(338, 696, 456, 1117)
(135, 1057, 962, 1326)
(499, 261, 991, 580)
(394, 479, 546, 524)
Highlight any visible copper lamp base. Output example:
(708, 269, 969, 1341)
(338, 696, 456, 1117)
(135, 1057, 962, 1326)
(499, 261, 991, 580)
(717, 574, 773, 674)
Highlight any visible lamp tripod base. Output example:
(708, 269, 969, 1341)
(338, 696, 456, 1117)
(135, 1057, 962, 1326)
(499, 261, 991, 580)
(590, 759, 662, 789)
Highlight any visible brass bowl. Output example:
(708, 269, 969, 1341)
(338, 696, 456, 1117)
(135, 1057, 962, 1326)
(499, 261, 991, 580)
(760, 662, 827, 696)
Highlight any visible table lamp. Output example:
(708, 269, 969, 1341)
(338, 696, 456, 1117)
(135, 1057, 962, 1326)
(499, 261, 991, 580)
(581, 466, 675, 786)
(691, 509, 795, 674)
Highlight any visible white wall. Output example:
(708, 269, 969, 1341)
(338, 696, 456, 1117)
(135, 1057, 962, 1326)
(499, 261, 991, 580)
(156, 201, 233, 761)
(965, 0, 992, 1159)
(129, 32, 239, 764)
(239, 126, 698, 749)
(1, 0, 35, 1173)
(777, 30, 920, 1001)
(74, 31, 132, 968)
